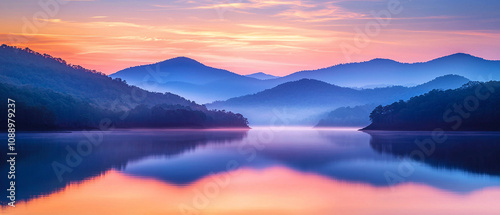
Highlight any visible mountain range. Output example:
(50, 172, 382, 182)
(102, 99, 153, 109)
(207, 75, 471, 125)
(110, 53, 500, 103)
(4, 43, 498, 128)
(278, 53, 499, 88)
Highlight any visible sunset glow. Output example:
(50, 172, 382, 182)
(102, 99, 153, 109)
(2, 1, 500, 213)
(4, 168, 500, 215)
(1, 0, 499, 75)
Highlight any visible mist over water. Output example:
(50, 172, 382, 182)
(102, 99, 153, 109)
(2, 128, 500, 214)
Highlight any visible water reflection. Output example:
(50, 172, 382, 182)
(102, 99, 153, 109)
(4, 168, 500, 215)
(0, 129, 248, 205)
(2, 128, 500, 214)
(121, 129, 500, 192)
(366, 131, 500, 176)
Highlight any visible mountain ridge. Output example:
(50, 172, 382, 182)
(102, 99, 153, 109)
(109, 53, 499, 103)
(245, 72, 279, 80)
(208, 75, 471, 125)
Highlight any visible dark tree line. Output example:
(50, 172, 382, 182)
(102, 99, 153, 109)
(0, 83, 248, 130)
(115, 104, 248, 128)
(364, 81, 500, 131)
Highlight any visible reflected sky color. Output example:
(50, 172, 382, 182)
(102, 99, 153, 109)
(1, 0, 499, 75)
(4, 168, 500, 215)
(1, 128, 500, 214)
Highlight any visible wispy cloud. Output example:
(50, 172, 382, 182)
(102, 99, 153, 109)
(193, 0, 316, 9)
(35, 18, 65, 23)
(2, 0, 499, 75)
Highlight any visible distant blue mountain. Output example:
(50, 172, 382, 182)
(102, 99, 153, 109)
(110, 57, 267, 103)
(111, 57, 243, 85)
(245, 72, 279, 80)
(110, 54, 500, 104)
(207, 75, 471, 125)
(278, 53, 499, 88)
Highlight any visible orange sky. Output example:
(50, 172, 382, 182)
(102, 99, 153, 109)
(1, 0, 499, 75)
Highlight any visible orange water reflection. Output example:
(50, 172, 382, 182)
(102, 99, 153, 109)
(3, 167, 500, 215)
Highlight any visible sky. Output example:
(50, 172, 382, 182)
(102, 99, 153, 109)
(1, 0, 499, 76)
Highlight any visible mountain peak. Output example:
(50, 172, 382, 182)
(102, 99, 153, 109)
(288, 78, 330, 85)
(433, 53, 484, 62)
(449, 53, 475, 57)
(245, 72, 279, 80)
(366, 58, 399, 64)
(416, 74, 471, 90)
(433, 74, 469, 80)
(277, 78, 339, 89)
(425, 74, 471, 84)
(160, 56, 203, 65)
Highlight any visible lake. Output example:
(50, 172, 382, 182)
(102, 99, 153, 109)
(2, 127, 500, 214)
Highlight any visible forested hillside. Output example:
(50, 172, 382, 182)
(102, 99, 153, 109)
(363, 81, 500, 131)
(0, 45, 248, 130)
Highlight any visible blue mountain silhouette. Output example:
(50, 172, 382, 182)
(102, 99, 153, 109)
(110, 54, 499, 104)
(207, 75, 471, 125)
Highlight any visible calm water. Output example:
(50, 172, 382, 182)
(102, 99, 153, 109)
(2, 128, 500, 214)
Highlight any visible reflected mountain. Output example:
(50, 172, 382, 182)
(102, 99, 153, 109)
(3, 129, 500, 207)
(120, 129, 500, 193)
(122, 129, 379, 186)
(0, 129, 248, 205)
(366, 131, 500, 176)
